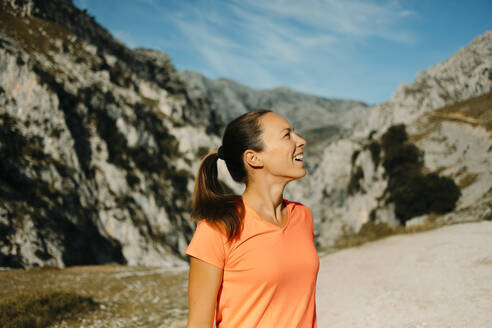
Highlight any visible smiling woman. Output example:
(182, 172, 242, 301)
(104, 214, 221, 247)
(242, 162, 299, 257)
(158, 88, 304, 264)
(185, 109, 319, 328)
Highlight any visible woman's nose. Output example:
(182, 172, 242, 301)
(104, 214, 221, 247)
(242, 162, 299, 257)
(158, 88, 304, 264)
(297, 134, 306, 147)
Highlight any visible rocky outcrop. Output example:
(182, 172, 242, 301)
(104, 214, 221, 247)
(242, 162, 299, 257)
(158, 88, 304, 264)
(302, 32, 492, 247)
(180, 71, 369, 172)
(180, 71, 368, 133)
(185, 30, 492, 249)
(358, 31, 492, 139)
(0, 0, 221, 268)
(1, 0, 490, 268)
(2, 0, 365, 268)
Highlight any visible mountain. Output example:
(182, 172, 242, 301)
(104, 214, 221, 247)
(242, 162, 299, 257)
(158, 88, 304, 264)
(0, 0, 364, 268)
(180, 71, 369, 172)
(180, 71, 368, 133)
(300, 31, 492, 247)
(1, 0, 490, 268)
(0, 0, 223, 268)
(181, 31, 492, 250)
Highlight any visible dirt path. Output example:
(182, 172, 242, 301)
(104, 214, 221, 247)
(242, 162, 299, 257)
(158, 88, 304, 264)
(0, 265, 189, 328)
(316, 221, 492, 328)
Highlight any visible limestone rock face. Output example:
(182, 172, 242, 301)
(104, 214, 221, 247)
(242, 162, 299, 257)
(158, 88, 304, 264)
(304, 31, 492, 247)
(180, 71, 368, 133)
(182, 31, 492, 249)
(180, 71, 369, 172)
(0, 0, 221, 268)
(357, 31, 492, 139)
(1, 0, 490, 268)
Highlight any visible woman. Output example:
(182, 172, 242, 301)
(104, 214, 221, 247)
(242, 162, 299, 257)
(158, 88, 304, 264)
(185, 109, 319, 328)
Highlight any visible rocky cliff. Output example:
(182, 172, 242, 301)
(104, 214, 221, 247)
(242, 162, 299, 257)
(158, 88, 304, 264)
(0, 0, 223, 268)
(1, 0, 490, 268)
(0, 0, 364, 268)
(301, 32, 492, 247)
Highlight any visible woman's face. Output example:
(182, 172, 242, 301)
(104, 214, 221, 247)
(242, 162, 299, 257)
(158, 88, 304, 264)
(255, 112, 307, 181)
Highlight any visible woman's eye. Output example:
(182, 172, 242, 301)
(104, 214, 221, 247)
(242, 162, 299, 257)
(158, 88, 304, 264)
(284, 132, 290, 137)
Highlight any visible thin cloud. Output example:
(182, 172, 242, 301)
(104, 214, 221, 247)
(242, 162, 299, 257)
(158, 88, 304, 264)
(235, 0, 416, 43)
(152, 0, 416, 97)
(173, 13, 280, 86)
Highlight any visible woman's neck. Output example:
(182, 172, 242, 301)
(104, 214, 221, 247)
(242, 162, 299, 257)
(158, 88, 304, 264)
(241, 178, 287, 224)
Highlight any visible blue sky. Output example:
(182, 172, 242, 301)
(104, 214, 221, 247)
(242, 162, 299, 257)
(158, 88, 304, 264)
(74, 0, 491, 105)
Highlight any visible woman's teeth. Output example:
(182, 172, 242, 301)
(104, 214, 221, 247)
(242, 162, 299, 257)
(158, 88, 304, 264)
(294, 154, 303, 162)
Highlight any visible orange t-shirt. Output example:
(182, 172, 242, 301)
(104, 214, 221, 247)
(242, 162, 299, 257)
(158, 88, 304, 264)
(185, 199, 319, 328)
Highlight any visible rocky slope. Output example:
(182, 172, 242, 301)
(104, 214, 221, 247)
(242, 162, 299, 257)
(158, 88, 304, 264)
(180, 31, 492, 250)
(159, 42, 492, 252)
(1, 0, 490, 269)
(0, 0, 370, 269)
(297, 31, 492, 247)
(180, 71, 369, 172)
(180, 71, 368, 133)
(0, 0, 223, 268)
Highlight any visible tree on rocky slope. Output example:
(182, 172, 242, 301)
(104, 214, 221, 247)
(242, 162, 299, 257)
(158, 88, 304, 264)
(381, 124, 461, 224)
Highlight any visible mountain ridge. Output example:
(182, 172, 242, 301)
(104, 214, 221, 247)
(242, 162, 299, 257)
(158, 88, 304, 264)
(0, 0, 490, 268)
(299, 30, 492, 247)
(0, 0, 222, 268)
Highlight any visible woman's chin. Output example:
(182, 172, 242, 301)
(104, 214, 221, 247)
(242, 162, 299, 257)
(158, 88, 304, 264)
(290, 167, 307, 180)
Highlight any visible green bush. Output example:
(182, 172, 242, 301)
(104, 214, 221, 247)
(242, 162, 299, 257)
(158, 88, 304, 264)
(0, 290, 97, 328)
(381, 124, 408, 149)
(390, 172, 461, 223)
(424, 173, 462, 214)
(390, 172, 432, 222)
(383, 143, 423, 176)
(381, 124, 461, 224)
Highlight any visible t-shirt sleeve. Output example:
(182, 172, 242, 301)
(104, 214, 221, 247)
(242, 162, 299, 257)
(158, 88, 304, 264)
(305, 206, 315, 240)
(185, 219, 227, 269)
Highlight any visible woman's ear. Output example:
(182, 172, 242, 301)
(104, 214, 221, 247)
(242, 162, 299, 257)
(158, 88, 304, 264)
(244, 150, 263, 168)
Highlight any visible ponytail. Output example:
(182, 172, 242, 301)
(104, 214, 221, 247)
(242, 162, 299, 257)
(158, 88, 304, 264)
(191, 151, 244, 241)
(191, 109, 271, 241)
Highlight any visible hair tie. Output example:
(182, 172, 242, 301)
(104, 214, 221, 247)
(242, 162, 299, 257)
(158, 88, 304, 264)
(218, 146, 225, 160)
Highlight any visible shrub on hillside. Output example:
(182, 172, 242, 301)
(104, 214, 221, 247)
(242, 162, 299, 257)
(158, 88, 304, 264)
(390, 172, 461, 223)
(381, 124, 461, 224)
(424, 173, 461, 214)
(383, 143, 424, 176)
(381, 124, 408, 149)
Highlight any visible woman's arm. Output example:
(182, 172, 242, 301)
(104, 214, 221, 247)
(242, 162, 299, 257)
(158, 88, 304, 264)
(186, 256, 223, 328)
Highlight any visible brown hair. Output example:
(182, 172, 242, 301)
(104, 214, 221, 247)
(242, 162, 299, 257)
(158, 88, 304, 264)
(191, 109, 272, 241)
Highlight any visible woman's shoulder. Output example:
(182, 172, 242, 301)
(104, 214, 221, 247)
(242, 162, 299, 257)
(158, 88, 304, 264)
(284, 198, 310, 210)
(283, 198, 313, 216)
(195, 218, 228, 236)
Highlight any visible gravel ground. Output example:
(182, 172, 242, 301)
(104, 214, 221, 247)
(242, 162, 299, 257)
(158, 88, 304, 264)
(3, 221, 490, 327)
(316, 221, 492, 328)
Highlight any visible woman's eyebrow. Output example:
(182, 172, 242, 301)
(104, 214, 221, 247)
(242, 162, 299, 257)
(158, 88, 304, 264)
(282, 127, 294, 133)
